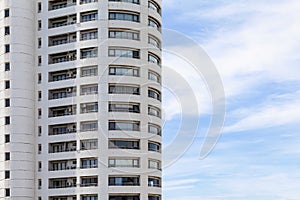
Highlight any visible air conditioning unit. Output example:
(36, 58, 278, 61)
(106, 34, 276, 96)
(66, 88, 72, 93)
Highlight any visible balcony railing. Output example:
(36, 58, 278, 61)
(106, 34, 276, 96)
(49, 2, 76, 11)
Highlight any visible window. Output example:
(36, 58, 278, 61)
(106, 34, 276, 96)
(109, 84, 140, 95)
(38, 144, 42, 154)
(81, 48, 98, 59)
(109, 66, 139, 77)
(80, 176, 98, 187)
(148, 159, 161, 170)
(109, 121, 140, 131)
(38, 56, 42, 66)
(38, 20, 42, 30)
(148, 142, 161, 152)
(109, 29, 139, 40)
(80, 139, 98, 150)
(148, 88, 161, 101)
(5, 80, 10, 89)
(109, 102, 140, 113)
(38, 38, 42, 48)
(148, 195, 161, 200)
(148, 17, 161, 32)
(38, 2, 42, 13)
(109, 140, 140, 149)
(148, 123, 161, 135)
(109, 176, 140, 186)
(5, 44, 10, 53)
(148, 71, 161, 83)
(80, 102, 98, 113)
(4, 26, 10, 35)
(81, 121, 98, 132)
(81, 158, 98, 169)
(109, 48, 140, 59)
(5, 188, 10, 197)
(148, 106, 161, 118)
(109, 0, 140, 4)
(81, 194, 98, 200)
(5, 99, 10, 107)
(108, 158, 140, 168)
(38, 161, 42, 171)
(81, 66, 98, 77)
(148, 177, 161, 187)
(80, 84, 98, 95)
(5, 62, 10, 71)
(109, 196, 140, 200)
(38, 126, 42, 136)
(109, 12, 139, 22)
(149, 35, 161, 49)
(38, 73, 42, 83)
(5, 152, 10, 161)
(5, 116, 10, 125)
(149, 0, 161, 15)
(5, 134, 10, 143)
(38, 179, 42, 189)
(5, 171, 10, 179)
(4, 9, 9, 18)
(148, 53, 161, 65)
(80, 0, 98, 4)
(81, 11, 98, 22)
(81, 29, 98, 40)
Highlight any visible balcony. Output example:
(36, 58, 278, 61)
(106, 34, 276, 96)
(49, 159, 77, 171)
(49, 15, 77, 29)
(109, 176, 140, 186)
(109, 102, 140, 113)
(49, 87, 76, 100)
(80, 102, 98, 114)
(49, 177, 77, 189)
(49, 123, 76, 136)
(49, 51, 77, 64)
(148, 177, 161, 187)
(49, 69, 77, 82)
(81, 158, 98, 169)
(49, 32, 76, 46)
(49, 196, 77, 200)
(109, 158, 140, 168)
(49, 141, 77, 153)
(49, 0, 76, 11)
(49, 105, 76, 117)
(80, 0, 98, 4)
(80, 176, 98, 187)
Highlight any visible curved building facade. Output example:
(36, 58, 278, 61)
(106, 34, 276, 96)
(1, 0, 162, 200)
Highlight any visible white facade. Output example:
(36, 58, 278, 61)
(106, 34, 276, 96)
(0, 0, 162, 200)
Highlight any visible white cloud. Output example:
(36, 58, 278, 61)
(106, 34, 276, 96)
(224, 90, 300, 132)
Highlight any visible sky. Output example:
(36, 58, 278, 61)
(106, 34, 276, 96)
(161, 0, 300, 199)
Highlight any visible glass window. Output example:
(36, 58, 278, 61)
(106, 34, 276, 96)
(80, 139, 98, 150)
(109, 140, 140, 149)
(80, 84, 98, 95)
(109, 121, 140, 131)
(148, 123, 161, 135)
(148, 35, 161, 48)
(81, 121, 98, 132)
(109, 66, 139, 77)
(109, 12, 140, 22)
(109, 158, 140, 168)
(109, 102, 140, 113)
(81, 11, 98, 22)
(148, 106, 161, 118)
(148, 53, 160, 65)
(109, 85, 140, 95)
(109, 0, 140, 4)
(109, 30, 139, 40)
(109, 48, 140, 59)
(148, 71, 161, 83)
(148, 88, 161, 101)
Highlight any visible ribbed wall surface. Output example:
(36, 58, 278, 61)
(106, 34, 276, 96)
(0, 0, 36, 199)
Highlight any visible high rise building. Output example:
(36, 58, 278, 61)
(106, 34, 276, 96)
(0, 0, 162, 199)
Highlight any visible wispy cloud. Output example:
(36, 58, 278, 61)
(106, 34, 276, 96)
(224, 90, 300, 132)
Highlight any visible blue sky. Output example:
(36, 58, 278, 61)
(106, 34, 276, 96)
(161, 0, 300, 199)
